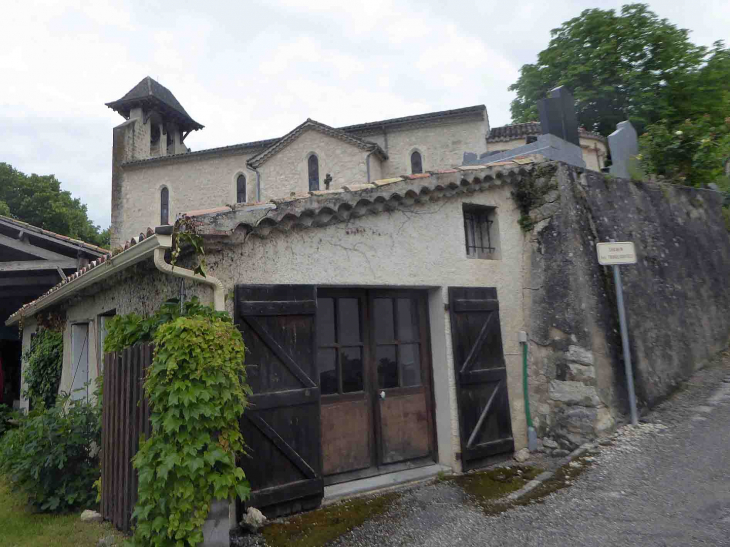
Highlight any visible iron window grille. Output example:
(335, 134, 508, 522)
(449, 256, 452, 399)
(463, 205, 495, 259)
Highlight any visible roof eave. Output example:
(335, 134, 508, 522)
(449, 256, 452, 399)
(5, 234, 168, 326)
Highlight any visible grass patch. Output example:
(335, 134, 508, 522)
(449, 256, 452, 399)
(262, 492, 399, 547)
(446, 465, 542, 511)
(0, 475, 123, 547)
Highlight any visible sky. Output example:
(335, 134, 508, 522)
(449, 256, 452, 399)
(2, 0, 729, 229)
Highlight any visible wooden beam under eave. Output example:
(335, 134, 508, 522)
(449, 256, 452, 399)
(0, 260, 77, 272)
(0, 218, 105, 258)
(0, 275, 60, 287)
(0, 232, 79, 262)
(0, 287, 54, 299)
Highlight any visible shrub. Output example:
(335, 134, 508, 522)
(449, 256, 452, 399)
(22, 328, 63, 409)
(639, 116, 730, 187)
(129, 315, 250, 547)
(0, 392, 101, 512)
(0, 404, 18, 438)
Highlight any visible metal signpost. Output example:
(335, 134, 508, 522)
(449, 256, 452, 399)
(597, 241, 639, 426)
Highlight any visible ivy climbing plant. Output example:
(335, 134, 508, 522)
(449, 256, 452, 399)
(22, 328, 64, 409)
(106, 301, 250, 547)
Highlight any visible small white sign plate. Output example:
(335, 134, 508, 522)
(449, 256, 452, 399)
(597, 242, 637, 265)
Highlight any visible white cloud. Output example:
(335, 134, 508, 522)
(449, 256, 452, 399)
(1, 0, 728, 229)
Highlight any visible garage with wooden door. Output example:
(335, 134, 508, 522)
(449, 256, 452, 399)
(234, 283, 514, 517)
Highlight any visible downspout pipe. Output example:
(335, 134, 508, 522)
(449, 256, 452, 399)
(153, 241, 225, 312)
(248, 165, 262, 202)
(519, 331, 538, 451)
(366, 150, 375, 183)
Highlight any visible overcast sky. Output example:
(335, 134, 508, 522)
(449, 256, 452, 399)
(2, 0, 728, 229)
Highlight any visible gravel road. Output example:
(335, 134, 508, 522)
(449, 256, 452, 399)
(331, 356, 730, 547)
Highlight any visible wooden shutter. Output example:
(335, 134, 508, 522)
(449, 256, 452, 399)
(235, 285, 323, 518)
(449, 287, 514, 470)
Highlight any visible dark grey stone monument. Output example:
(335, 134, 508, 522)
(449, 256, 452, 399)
(608, 121, 639, 179)
(538, 86, 580, 147)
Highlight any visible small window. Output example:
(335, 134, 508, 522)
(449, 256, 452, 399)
(236, 174, 247, 203)
(160, 187, 169, 225)
(410, 151, 423, 174)
(308, 154, 319, 191)
(463, 204, 498, 259)
(526, 135, 538, 144)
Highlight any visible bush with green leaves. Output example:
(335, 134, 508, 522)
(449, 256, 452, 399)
(638, 116, 730, 188)
(0, 392, 101, 512)
(128, 315, 250, 546)
(0, 404, 18, 438)
(103, 297, 229, 353)
(22, 328, 63, 409)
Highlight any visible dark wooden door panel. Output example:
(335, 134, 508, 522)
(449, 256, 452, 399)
(321, 400, 372, 475)
(236, 285, 323, 518)
(379, 392, 430, 464)
(449, 287, 514, 471)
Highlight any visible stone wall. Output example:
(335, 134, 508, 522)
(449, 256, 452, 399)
(524, 163, 730, 449)
(258, 129, 371, 197)
(364, 118, 488, 177)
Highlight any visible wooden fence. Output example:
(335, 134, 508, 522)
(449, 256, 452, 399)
(101, 344, 153, 533)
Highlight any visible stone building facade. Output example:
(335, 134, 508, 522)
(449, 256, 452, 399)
(486, 122, 608, 172)
(108, 77, 489, 247)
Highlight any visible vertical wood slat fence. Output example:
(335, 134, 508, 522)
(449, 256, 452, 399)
(101, 344, 153, 533)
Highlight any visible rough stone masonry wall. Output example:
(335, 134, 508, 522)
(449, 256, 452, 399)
(524, 163, 730, 449)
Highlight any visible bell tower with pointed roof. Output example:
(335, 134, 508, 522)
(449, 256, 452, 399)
(107, 77, 204, 247)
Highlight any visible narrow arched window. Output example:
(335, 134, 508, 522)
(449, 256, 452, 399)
(308, 154, 320, 191)
(237, 174, 247, 203)
(411, 151, 423, 174)
(160, 187, 169, 225)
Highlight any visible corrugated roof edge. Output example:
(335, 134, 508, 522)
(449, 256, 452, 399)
(7, 156, 544, 324)
(189, 157, 541, 238)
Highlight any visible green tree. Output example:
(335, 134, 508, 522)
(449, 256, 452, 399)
(508, 4, 722, 136)
(638, 116, 730, 187)
(0, 163, 108, 248)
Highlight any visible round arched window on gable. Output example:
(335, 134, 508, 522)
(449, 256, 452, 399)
(160, 187, 169, 226)
(410, 150, 423, 174)
(308, 154, 320, 191)
(237, 174, 247, 203)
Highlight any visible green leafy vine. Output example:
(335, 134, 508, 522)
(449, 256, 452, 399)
(171, 216, 207, 278)
(106, 300, 250, 546)
(22, 328, 64, 409)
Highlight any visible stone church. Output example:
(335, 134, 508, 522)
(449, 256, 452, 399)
(107, 77, 490, 247)
(108, 77, 611, 247)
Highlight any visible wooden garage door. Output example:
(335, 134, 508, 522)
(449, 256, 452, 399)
(449, 287, 514, 471)
(235, 285, 323, 518)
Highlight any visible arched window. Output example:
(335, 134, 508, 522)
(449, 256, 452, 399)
(308, 154, 320, 191)
(237, 174, 247, 203)
(410, 151, 423, 174)
(160, 187, 169, 225)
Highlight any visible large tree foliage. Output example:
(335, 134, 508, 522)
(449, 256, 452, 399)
(0, 163, 109, 248)
(509, 4, 727, 136)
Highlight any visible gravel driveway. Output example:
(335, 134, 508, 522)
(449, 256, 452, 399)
(330, 355, 730, 547)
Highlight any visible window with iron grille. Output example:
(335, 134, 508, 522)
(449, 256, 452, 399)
(463, 204, 497, 259)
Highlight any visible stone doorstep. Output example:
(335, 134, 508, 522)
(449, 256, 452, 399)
(322, 463, 452, 505)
